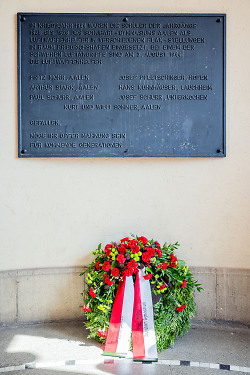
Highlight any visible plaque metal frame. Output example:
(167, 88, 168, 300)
(18, 13, 226, 158)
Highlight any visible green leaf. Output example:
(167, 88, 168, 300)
(177, 260, 185, 267)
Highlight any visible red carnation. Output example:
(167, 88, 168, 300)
(127, 259, 137, 269)
(102, 261, 111, 271)
(118, 244, 127, 254)
(148, 248, 155, 257)
(98, 329, 107, 337)
(105, 244, 112, 251)
(170, 253, 178, 267)
(131, 244, 140, 253)
(111, 268, 120, 277)
(142, 252, 151, 263)
(124, 268, 133, 277)
(155, 241, 161, 248)
(181, 280, 187, 289)
(129, 240, 138, 247)
(156, 249, 162, 258)
(120, 237, 130, 242)
(117, 244, 127, 254)
(138, 236, 148, 244)
(124, 259, 137, 276)
(116, 254, 126, 264)
(95, 261, 100, 271)
(82, 305, 91, 312)
(143, 273, 152, 280)
(104, 244, 112, 257)
(160, 283, 166, 290)
(162, 262, 168, 270)
(176, 304, 186, 312)
(105, 275, 114, 286)
(89, 288, 97, 298)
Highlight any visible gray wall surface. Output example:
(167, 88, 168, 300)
(0, 267, 249, 325)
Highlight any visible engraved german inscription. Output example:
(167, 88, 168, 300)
(18, 13, 226, 157)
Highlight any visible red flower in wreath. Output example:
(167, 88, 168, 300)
(120, 237, 130, 242)
(104, 244, 112, 257)
(181, 280, 187, 289)
(118, 244, 127, 254)
(131, 244, 140, 253)
(82, 305, 91, 312)
(127, 259, 137, 270)
(98, 329, 107, 337)
(170, 253, 178, 267)
(89, 288, 97, 298)
(138, 236, 148, 244)
(148, 248, 156, 257)
(143, 273, 152, 280)
(129, 240, 139, 253)
(104, 244, 112, 252)
(95, 261, 100, 271)
(116, 254, 126, 264)
(129, 239, 138, 246)
(156, 249, 162, 258)
(176, 304, 186, 312)
(162, 262, 168, 270)
(142, 251, 151, 263)
(102, 261, 111, 271)
(111, 268, 120, 277)
(105, 275, 114, 286)
(124, 268, 133, 277)
(160, 283, 166, 290)
(155, 241, 161, 248)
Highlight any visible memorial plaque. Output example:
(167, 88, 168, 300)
(18, 13, 226, 157)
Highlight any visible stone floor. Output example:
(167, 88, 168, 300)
(0, 320, 249, 374)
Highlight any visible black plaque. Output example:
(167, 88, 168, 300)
(18, 13, 226, 157)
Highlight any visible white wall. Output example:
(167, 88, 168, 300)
(0, 0, 250, 271)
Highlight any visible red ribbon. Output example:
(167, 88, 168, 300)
(103, 270, 158, 362)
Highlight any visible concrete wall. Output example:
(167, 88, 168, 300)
(0, 267, 249, 325)
(0, 268, 83, 324)
(0, 0, 250, 324)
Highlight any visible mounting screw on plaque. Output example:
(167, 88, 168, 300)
(216, 149, 222, 153)
(20, 15, 26, 22)
(216, 18, 222, 23)
(20, 149, 27, 154)
(123, 17, 128, 22)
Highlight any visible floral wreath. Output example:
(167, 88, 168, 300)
(80, 235, 202, 352)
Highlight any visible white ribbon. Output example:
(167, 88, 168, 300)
(104, 270, 158, 362)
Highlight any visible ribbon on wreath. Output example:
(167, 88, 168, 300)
(103, 269, 158, 362)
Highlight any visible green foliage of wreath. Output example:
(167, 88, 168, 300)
(80, 235, 202, 352)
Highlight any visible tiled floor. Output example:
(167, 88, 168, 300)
(0, 320, 249, 374)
